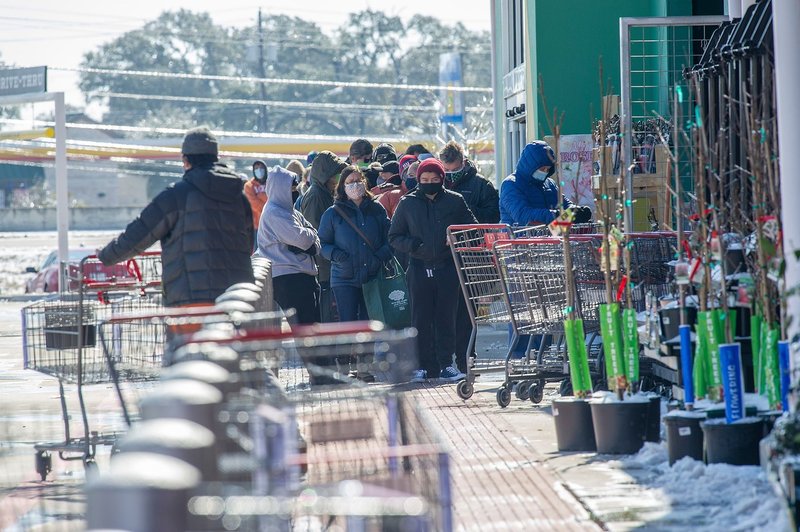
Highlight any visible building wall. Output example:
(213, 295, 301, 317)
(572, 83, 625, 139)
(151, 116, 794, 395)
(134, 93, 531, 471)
(492, 0, 724, 177)
(0, 207, 143, 231)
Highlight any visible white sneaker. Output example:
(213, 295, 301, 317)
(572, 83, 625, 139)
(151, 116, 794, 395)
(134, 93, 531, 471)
(411, 369, 427, 382)
(439, 366, 466, 382)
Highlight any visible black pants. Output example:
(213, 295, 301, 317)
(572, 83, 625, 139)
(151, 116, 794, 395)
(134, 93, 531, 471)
(272, 273, 320, 325)
(455, 292, 475, 373)
(407, 260, 460, 377)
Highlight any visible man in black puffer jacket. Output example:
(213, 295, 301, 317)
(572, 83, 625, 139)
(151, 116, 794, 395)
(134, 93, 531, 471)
(389, 158, 477, 382)
(439, 141, 500, 373)
(98, 127, 254, 306)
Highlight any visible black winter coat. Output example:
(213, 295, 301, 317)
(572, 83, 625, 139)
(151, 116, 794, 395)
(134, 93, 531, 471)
(388, 188, 477, 267)
(98, 163, 254, 306)
(448, 159, 500, 223)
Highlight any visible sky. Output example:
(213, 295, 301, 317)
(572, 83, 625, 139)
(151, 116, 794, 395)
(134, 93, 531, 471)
(0, 0, 491, 113)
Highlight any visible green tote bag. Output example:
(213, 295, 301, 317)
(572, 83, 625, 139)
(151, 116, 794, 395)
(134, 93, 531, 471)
(362, 258, 412, 329)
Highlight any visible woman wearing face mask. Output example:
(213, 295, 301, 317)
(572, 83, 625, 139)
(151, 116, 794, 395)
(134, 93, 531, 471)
(498, 140, 586, 226)
(318, 165, 393, 323)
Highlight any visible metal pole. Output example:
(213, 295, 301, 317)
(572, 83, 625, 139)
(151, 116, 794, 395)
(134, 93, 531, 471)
(257, 8, 269, 132)
(619, 18, 633, 233)
(54, 92, 69, 294)
(773, 0, 800, 407)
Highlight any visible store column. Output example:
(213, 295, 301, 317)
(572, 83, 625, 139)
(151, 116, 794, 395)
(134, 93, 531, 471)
(773, 0, 800, 403)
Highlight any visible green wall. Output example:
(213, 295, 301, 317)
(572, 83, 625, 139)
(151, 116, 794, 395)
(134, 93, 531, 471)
(530, 0, 703, 137)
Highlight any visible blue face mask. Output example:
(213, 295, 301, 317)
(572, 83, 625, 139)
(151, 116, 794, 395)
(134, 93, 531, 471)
(532, 169, 548, 182)
(405, 177, 417, 190)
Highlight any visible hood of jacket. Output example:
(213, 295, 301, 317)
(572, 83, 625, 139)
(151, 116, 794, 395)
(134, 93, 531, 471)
(308, 150, 346, 187)
(264, 166, 295, 210)
(184, 163, 244, 203)
(515, 141, 555, 184)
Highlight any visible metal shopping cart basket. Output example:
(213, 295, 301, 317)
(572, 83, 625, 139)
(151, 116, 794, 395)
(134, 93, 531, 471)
(20, 252, 163, 481)
(446, 224, 514, 401)
(490, 237, 606, 407)
(88, 321, 452, 531)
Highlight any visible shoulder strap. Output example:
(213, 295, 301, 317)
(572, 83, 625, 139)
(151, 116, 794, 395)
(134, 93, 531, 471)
(333, 205, 374, 251)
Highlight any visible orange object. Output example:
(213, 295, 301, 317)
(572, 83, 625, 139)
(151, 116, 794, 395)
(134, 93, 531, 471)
(244, 179, 268, 229)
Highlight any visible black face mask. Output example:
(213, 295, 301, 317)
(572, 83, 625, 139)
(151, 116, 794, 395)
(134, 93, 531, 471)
(418, 182, 443, 196)
(292, 189, 300, 203)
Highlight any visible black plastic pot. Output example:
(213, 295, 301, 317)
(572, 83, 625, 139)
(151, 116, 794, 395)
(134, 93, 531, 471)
(645, 396, 661, 442)
(664, 413, 706, 465)
(590, 401, 649, 454)
(552, 399, 596, 452)
(702, 418, 765, 465)
(758, 410, 782, 435)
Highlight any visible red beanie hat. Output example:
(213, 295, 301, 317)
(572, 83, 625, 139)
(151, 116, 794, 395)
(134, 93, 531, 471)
(416, 158, 445, 180)
(398, 154, 417, 176)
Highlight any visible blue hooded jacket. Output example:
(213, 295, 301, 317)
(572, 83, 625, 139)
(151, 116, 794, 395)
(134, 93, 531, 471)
(499, 141, 574, 225)
(318, 197, 393, 287)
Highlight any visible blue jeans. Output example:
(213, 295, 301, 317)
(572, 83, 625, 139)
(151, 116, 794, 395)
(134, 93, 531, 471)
(332, 285, 368, 322)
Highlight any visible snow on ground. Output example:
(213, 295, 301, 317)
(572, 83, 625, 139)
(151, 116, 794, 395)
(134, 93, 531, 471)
(613, 442, 792, 531)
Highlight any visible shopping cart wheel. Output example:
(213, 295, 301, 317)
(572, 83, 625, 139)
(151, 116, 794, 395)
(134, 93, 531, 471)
(456, 379, 474, 400)
(529, 380, 545, 404)
(496, 387, 511, 408)
(516, 380, 531, 401)
(35, 451, 52, 482)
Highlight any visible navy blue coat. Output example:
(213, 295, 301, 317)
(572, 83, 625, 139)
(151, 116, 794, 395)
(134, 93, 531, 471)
(499, 141, 575, 226)
(319, 198, 393, 287)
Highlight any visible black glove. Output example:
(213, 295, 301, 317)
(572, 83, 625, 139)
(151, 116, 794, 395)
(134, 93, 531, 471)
(573, 206, 592, 224)
(288, 244, 318, 256)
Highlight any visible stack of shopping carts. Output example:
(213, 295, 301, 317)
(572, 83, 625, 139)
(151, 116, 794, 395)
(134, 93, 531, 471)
(450, 223, 678, 407)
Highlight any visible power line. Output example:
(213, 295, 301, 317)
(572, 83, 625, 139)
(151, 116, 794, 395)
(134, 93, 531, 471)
(94, 92, 439, 113)
(53, 66, 493, 93)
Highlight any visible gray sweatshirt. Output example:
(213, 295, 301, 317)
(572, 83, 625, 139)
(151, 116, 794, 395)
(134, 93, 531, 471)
(256, 166, 320, 277)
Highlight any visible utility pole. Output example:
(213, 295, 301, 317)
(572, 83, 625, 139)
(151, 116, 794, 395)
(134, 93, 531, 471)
(257, 8, 268, 132)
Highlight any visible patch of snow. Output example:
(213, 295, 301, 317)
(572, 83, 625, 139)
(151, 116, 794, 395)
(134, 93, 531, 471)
(612, 442, 793, 531)
(589, 390, 653, 404)
(664, 409, 707, 420)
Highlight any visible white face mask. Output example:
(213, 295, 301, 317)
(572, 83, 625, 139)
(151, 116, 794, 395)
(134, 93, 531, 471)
(532, 169, 548, 182)
(254, 167, 266, 180)
(345, 182, 366, 200)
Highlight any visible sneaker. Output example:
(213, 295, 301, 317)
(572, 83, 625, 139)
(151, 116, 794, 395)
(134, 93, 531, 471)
(411, 369, 427, 383)
(439, 366, 466, 382)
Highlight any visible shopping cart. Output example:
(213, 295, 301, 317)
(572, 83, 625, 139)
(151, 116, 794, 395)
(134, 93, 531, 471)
(89, 321, 451, 531)
(20, 252, 163, 480)
(491, 237, 606, 407)
(446, 224, 514, 400)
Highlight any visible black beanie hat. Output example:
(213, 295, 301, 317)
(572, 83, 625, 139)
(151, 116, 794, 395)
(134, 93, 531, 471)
(181, 126, 218, 155)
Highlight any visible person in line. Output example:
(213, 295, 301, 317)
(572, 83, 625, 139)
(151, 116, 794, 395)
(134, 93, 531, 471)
(244, 159, 269, 249)
(404, 143, 432, 159)
(286, 159, 306, 204)
(499, 140, 590, 226)
(299, 150, 348, 322)
(438, 141, 501, 373)
(256, 165, 320, 325)
(318, 165, 393, 322)
(389, 158, 477, 382)
(257, 165, 339, 384)
(348, 138, 374, 168)
(439, 141, 500, 224)
(372, 154, 415, 218)
(97, 127, 253, 307)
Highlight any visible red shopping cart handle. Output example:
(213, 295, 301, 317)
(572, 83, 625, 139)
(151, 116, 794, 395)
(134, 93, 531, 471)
(496, 236, 597, 246)
(448, 223, 510, 231)
(235, 320, 386, 342)
(104, 306, 227, 324)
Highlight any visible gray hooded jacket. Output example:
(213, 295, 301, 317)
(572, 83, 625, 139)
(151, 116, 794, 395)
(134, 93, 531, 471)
(256, 166, 320, 277)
